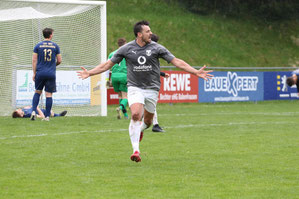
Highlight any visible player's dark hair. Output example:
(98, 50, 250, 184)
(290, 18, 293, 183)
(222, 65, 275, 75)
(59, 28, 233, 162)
(151, 33, 159, 42)
(134, 20, 150, 37)
(286, 77, 295, 87)
(43, 28, 54, 39)
(12, 111, 20, 118)
(117, 38, 126, 47)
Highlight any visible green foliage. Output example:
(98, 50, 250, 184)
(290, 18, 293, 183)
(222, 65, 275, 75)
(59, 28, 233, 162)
(178, 0, 299, 21)
(0, 101, 298, 198)
(104, 0, 299, 68)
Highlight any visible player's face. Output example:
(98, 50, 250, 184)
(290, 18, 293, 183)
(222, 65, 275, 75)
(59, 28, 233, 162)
(140, 25, 152, 44)
(16, 109, 24, 117)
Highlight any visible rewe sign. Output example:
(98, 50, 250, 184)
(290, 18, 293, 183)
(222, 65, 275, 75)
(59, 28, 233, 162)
(159, 71, 198, 103)
(163, 73, 191, 91)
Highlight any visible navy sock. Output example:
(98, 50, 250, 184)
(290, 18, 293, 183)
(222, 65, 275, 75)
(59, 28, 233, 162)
(32, 93, 41, 112)
(45, 97, 53, 117)
(54, 113, 59, 117)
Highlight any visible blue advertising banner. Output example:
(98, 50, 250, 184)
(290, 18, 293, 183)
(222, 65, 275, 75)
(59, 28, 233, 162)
(198, 72, 264, 102)
(264, 71, 299, 100)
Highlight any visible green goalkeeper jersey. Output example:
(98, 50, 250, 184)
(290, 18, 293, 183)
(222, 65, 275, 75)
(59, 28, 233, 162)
(108, 49, 127, 76)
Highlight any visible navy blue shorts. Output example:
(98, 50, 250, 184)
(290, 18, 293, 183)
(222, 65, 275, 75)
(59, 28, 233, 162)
(35, 75, 56, 93)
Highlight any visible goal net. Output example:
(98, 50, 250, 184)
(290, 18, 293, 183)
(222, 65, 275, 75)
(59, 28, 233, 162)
(0, 0, 107, 116)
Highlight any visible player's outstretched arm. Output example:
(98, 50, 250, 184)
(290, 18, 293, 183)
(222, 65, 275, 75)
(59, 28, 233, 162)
(171, 58, 213, 81)
(77, 60, 115, 80)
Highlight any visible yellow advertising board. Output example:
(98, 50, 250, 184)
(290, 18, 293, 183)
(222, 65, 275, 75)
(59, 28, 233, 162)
(90, 74, 101, 105)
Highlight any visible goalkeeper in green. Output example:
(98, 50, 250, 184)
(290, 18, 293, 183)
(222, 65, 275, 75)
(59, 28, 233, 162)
(108, 38, 129, 119)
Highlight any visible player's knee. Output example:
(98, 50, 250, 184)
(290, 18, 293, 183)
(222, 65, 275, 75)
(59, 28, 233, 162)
(131, 112, 141, 121)
(35, 90, 42, 94)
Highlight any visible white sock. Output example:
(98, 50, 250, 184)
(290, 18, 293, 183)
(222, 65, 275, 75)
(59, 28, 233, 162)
(153, 109, 158, 125)
(129, 120, 141, 153)
(140, 120, 149, 132)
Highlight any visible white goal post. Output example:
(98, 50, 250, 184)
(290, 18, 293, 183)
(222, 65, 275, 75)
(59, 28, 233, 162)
(0, 0, 107, 116)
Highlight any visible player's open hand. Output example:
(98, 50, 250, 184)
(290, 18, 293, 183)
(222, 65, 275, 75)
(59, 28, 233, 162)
(196, 65, 213, 81)
(77, 66, 89, 80)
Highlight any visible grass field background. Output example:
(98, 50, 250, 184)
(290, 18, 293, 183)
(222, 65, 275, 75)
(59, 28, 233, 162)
(0, 101, 298, 198)
(106, 0, 299, 68)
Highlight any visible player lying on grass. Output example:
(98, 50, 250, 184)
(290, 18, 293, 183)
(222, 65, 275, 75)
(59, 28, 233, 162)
(12, 106, 67, 119)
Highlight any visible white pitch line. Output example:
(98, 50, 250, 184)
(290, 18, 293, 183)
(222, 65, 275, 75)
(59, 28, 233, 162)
(0, 121, 294, 140)
(0, 128, 129, 140)
(160, 111, 299, 117)
(166, 121, 293, 129)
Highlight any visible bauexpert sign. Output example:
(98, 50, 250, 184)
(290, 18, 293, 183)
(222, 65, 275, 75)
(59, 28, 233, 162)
(198, 71, 264, 102)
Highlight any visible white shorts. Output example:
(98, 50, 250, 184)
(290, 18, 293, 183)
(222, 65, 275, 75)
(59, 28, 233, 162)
(128, 86, 159, 114)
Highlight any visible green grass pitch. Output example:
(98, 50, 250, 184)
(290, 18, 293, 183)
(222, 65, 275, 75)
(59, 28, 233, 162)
(0, 101, 298, 198)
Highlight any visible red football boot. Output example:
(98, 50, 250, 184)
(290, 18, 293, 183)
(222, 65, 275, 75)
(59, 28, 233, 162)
(130, 151, 141, 162)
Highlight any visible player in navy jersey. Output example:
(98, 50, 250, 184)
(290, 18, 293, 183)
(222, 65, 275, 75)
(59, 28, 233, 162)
(30, 28, 62, 121)
(12, 106, 67, 119)
(77, 20, 213, 162)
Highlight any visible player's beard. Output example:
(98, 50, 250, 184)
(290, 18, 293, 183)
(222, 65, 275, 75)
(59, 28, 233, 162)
(142, 35, 150, 44)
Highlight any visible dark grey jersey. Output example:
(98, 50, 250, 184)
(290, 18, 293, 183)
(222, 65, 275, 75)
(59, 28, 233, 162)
(110, 40, 175, 91)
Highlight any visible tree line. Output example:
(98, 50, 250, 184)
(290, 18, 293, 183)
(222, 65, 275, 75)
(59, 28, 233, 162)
(176, 0, 299, 20)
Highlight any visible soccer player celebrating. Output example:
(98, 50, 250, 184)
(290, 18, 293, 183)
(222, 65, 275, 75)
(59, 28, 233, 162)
(31, 28, 62, 121)
(77, 20, 213, 162)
